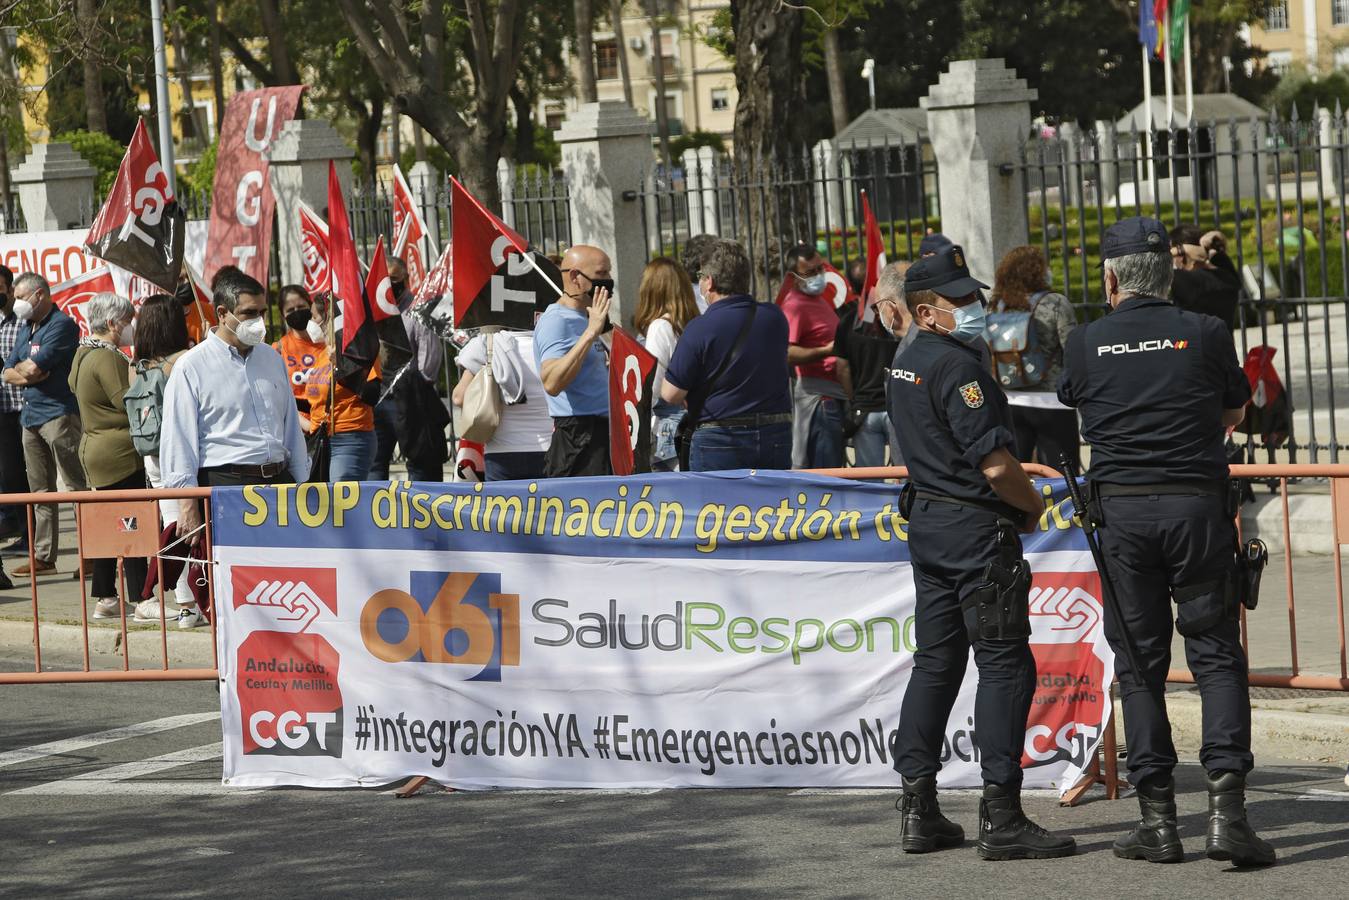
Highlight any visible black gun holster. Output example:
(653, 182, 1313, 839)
(960, 525, 1032, 643)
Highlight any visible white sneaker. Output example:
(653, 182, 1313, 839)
(92, 597, 123, 619)
(176, 606, 205, 630)
(132, 598, 170, 623)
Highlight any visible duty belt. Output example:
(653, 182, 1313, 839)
(697, 412, 792, 430)
(1094, 480, 1225, 498)
(913, 490, 1019, 522)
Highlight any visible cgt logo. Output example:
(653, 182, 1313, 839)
(249, 710, 339, 752)
(360, 571, 520, 682)
(237, 631, 343, 758)
(232, 566, 338, 634)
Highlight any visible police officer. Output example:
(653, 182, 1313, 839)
(887, 246, 1076, 860)
(1058, 216, 1273, 867)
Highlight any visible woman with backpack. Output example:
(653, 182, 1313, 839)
(989, 246, 1080, 467)
(67, 292, 150, 623)
(127, 293, 201, 628)
(633, 257, 700, 471)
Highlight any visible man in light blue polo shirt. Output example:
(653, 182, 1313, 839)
(534, 244, 613, 477)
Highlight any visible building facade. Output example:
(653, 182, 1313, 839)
(1247, 0, 1349, 73)
(542, 1, 738, 149)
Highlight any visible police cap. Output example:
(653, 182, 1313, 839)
(1100, 216, 1170, 263)
(918, 232, 954, 256)
(902, 245, 989, 299)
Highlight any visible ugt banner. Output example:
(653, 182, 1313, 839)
(203, 86, 305, 287)
(213, 473, 1113, 793)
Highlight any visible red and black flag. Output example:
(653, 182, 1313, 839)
(608, 328, 658, 476)
(325, 161, 380, 396)
(451, 177, 563, 330)
(363, 235, 413, 376)
(85, 119, 186, 291)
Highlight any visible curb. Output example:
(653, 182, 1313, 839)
(1165, 691, 1349, 765)
(1241, 492, 1335, 556)
(0, 618, 217, 671)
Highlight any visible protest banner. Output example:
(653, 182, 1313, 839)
(213, 472, 1113, 794)
(608, 328, 657, 476)
(203, 86, 305, 286)
(0, 222, 207, 292)
(48, 267, 118, 335)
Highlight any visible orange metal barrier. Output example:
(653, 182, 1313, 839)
(0, 487, 217, 685)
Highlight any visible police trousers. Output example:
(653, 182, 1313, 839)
(893, 499, 1036, 786)
(1097, 493, 1252, 785)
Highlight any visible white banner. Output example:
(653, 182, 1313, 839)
(0, 223, 208, 295)
(212, 473, 1113, 794)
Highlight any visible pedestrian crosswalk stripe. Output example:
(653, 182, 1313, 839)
(0, 713, 217, 770)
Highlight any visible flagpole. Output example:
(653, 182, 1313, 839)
(1183, 14, 1194, 123)
(1163, 10, 1175, 129)
(1142, 43, 1156, 185)
(149, 0, 176, 196)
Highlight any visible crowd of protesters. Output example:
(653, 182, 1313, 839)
(0, 220, 1244, 618)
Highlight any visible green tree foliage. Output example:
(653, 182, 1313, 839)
(670, 130, 725, 158)
(53, 129, 126, 193)
(178, 137, 218, 198)
(1266, 69, 1349, 120)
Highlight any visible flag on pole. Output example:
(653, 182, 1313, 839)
(390, 166, 433, 294)
(608, 328, 658, 476)
(1168, 0, 1191, 59)
(84, 119, 186, 292)
(1138, 0, 1158, 48)
(297, 201, 331, 296)
(450, 177, 564, 330)
(859, 191, 887, 323)
(1153, 0, 1169, 59)
(326, 162, 366, 351)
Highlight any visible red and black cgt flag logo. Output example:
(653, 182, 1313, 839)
(608, 327, 658, 476)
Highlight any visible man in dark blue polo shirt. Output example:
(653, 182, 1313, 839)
(661, 239, 792, 471)
(2, 273, 87, 576)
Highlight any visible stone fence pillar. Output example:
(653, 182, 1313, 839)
(555, 102, 653, 327)
(10, 143, 97, 232)
(922, 59, 1036, 288)
(269, 119, 355, 287)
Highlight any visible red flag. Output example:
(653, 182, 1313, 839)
(450, 176, 530, 327)
(364, 236, 401, 322)
(326, 161, 366, 351)
(773, 258, 856, 309)
(49, 267, 118, 337)
(860, 192, 888, 322)
(607, 328, 658, 476)
(297, 200, 331, 296)
(84, 119, 185, 291)
(391, 166, 432, 295)
(203, 85, 304, 286)
(413, 241, 452, 310)
(1153, 0, 1169, 58)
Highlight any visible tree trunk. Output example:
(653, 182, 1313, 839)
(611, 0, 634, 106)
(354, 97, 386, 186)
(258, 0, 298, 85)
(413, 125, 427, 163)
(575, 0, 598, 103)
(649, 14, 672, 171)
(207, 0, 226, 127)
(731, 0, 805, 294)
(0, 129, 10, 222)
(461, 122, 508, 213)
(822, 27, 849, 136)
(77, 0, 108, 133)
(511, 85, 535, 162)
(0, 34, 18, 217)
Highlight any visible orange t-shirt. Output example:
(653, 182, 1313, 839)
(305, 345, 380, 434)
(273, 331, 326, 404)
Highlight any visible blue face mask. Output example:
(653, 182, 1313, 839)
(929, 300, 987, 344)
(798, 273, 827, 296)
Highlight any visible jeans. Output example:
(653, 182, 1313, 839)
(851, 411, 896, 468)
(689, 421, 792, 472)
(23, 412, 88, 564)
(806, 396, 845, 469)
(486, 452, 547, 482)
(329, 430, 376, 483)
(369, 396, 399, 480)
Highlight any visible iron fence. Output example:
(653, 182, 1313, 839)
(636, 135, 940, 297)
(1016, 106, 1349, 461)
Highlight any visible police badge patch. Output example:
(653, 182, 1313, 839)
(959, 381, 984, 408)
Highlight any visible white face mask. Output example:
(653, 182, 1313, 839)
(306, 319, 324, 343)
(117, 320, 135, 346)
(229, 314, 267, 347)
(12, 299, 34, 321)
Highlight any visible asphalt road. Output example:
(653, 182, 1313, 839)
(2, 659, 1346, 899)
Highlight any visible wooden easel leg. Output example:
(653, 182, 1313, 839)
(1060, 683, 1129, 806)
(394, 775, 453, 798)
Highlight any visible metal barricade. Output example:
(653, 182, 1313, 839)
(0, 487, 217, 684)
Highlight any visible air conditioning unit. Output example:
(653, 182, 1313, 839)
(629, 36, 645, 52)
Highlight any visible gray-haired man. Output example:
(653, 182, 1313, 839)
(1, 273, 88, 576)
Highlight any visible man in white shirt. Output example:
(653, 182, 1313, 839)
(160, 266, 309, 542)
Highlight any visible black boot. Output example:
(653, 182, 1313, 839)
(1206, 771, 1276, 867)
(897, 776, 965, 853)
(1113, 776, 1183, 863)
(976, 783, 1076, 861)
